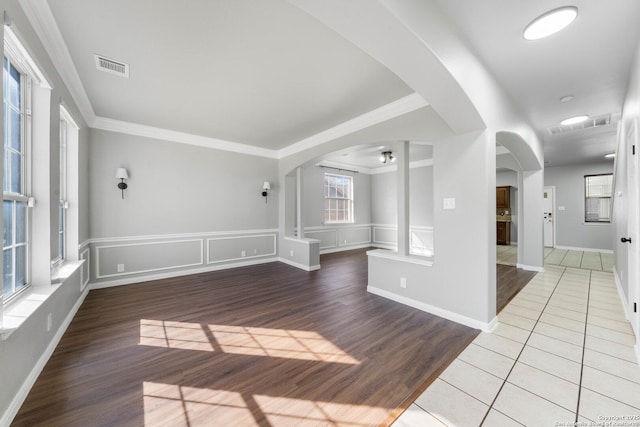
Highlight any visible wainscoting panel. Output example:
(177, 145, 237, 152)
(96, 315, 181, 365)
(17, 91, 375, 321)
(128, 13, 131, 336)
(207, 234, 277, 264)
(304, 229, 338, 250)
(96, 239, 204, 279)
(337, 227, 371, 247)
(80, 248, 90, 291)
(373, 226, 397, 246)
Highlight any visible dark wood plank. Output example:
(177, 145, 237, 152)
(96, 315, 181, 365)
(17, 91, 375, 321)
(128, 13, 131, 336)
(497, 263, 537, 313)
(12, 249, 480, 427)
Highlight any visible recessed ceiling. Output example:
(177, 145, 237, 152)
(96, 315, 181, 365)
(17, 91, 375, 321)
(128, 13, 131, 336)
(47, 0, 413, 150)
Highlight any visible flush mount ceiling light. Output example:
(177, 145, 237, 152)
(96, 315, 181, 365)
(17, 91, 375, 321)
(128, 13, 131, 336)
(523, 6, 578, 40)
(379, 151, 395, 164)
(560, 115, 589, 126)
(560, 95, 574, 103)
(605, 153, 615, 159)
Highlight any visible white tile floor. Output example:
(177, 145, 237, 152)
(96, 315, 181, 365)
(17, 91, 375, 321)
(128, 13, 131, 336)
(496, 245, 614, 272)
(393, 265, 640, 427)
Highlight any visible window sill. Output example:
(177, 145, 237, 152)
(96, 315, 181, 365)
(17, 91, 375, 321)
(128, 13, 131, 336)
(582, 222, 612, 226)
(1, 260, 84, 341)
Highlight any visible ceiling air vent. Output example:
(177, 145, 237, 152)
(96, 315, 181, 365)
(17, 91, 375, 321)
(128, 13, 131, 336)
(93, 54, 129, 78)
(547, 114, 611, 135)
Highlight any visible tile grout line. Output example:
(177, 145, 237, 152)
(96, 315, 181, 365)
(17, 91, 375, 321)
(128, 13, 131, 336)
(574, 269, 592, 424)
(479, 267, 567, 426)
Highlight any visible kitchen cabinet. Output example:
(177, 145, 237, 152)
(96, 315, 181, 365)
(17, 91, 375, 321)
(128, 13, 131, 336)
(497, 221, 510, 245)
(496, 186, 510, 209)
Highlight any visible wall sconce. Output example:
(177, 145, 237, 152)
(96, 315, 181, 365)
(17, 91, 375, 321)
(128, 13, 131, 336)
(379, 151, 395, 164)
(262, 181, 271, 203)
(115, 168, 129, 199)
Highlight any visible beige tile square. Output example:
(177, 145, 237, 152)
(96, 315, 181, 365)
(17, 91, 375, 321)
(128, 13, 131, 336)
(516, 292, 551, 305)
(508, 297, 546, 313)
(392, 404, 446, 427)
(502, 304, 542, 321)
(506, 362, 579, 411)
(578, 388, 640, 423)
(588, 306, 629, 322)
(482, 409, 524, 427)
(533, 321, 584, 346)
(543, 304, 587, 322)
(583, 349, 640, 385)
(440, 359, 504, 405)
(546, 298, 587, 314)
(584, 336, 638, 364)
(582, 366, 640, 409)
(415, 379, 488, 427)
(493, 383, 575, 426)
(586, 324, 636, 346)
(518, 346, 582, 384)
(587, 314, 634, 335)
(457, 343, 516, 379)
(527, 333, 583, 363)
(539, 312, 586, 333)
(498, 312, 537, 331)
(473, 332, 524, 359)
(493, 322, 531, 344)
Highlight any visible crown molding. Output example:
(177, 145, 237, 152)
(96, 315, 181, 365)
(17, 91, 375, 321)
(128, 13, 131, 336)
(92, 117, 280, 159)
(19, 0, 96, 125)
(278, 93, 429, 159)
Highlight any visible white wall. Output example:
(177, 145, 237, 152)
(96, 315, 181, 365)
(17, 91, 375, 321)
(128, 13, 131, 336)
(545, 162, 614, 251)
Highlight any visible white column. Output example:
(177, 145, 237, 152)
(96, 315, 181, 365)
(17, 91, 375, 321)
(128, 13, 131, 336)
(397, 141, 410, 255)
(296, 167, 304, 238)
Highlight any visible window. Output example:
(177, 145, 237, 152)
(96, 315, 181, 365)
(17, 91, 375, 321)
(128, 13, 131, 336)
(585, 174, 613, 223)
(58, 114, 68, 262)
(3, 55, 29, 299)
(324, 173, 353, 223)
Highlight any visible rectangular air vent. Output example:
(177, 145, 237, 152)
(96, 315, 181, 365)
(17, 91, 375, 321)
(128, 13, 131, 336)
(547, 114, 611, 135)
(93, 54, 129, 78)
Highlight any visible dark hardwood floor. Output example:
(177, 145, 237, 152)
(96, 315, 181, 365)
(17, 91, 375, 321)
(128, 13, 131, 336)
(496, 263, 537, 313)
(12, 249, 534, 426)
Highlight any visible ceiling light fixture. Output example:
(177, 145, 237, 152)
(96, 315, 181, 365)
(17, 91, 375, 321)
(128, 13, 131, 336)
(605, 153, 615, 159)
(379, 151, 395, 164)
(523, 6, 578, 41)
(560, 95, 574, 103)
(560, 115, 589, 126)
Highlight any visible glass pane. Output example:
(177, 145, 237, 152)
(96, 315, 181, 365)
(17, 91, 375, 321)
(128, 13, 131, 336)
(9, 63, 21, 108)
(3, 248, 13, 297)
(16, 201, 27, 244)
(3, 200, 13, 248)
(10, 151, 21, 193)
(3, 143, 9, 193)
(10, 108, 21, 151)
(16, 245, 26, 289)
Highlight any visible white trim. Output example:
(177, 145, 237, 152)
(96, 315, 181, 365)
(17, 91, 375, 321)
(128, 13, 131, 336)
(517, 264, 545, 272)
(279, 93, 428, 159)
(89, 228, 278, 244)
(366, 286, 493, 332)
(278, 257, 321, 271)
(78, 239, 90, 250)
(554, 245, 614, 254)
(485, 317, 499, 333)
(0, 285, 90, 427)
(92, 116, 279, 159)
(366, 249, 433, 267)
(91, 257, 279, 289)
(337, 226, 372, 246)
(18, 0, 95, 124)
(206, 234, 277, 264)
(373, 226, 397, 245)
(95, 239, 204, 279)
(320, 243, 372, 255)
(79, 248, 90, 291)
(3, 25, 51, 89)
(283, 236, 321, 245)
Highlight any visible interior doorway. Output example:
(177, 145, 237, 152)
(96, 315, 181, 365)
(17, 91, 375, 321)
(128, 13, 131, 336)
(625, 121, 639, 337)
(543, 186, 555, 247)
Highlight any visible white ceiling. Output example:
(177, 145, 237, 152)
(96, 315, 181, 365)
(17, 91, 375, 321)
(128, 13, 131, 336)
(39, 0, 640, 167)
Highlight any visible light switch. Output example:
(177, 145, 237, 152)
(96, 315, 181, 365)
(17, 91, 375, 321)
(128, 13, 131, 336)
(558, 206, 565, 211)
(443, 198, 456, 210)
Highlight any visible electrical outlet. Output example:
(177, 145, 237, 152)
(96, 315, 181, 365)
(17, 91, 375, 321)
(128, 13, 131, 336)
(400, 277, 407, 288)
(253, 249, 258, 255)
(47, 313, 52, 332)
(343, 240, 347, 244)
(117, 264, 125, 273)
(290, 250, 294, 257)
(241, 250, 246, 257)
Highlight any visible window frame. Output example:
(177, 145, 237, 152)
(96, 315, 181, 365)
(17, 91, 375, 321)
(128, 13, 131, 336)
(56, 113, 69, 264)
(323, 173, 354, 224)
(584, 173, 613, 224)
(3, 52, 32, 302)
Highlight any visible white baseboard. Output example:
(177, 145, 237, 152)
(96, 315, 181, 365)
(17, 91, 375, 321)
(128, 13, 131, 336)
(1, 286, 90, 427)
(554, 245, 613, 254)
(367, 286, 495, 332)
(517, 264, 545, 272)
(91, 257, 279, 289)
(278, 257, 321, 271)
(612, 265, 631, 322)
(635, 344, 640, 367)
